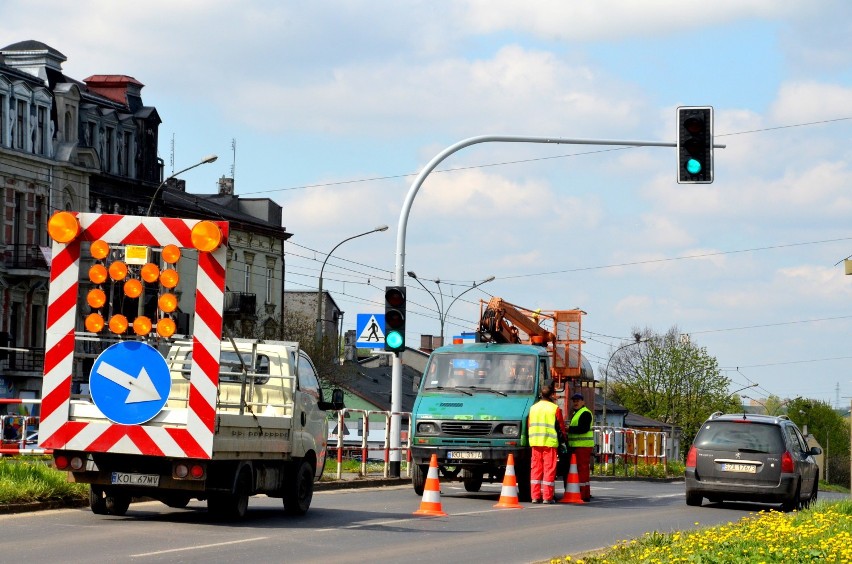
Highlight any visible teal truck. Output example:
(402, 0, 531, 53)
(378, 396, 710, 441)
(409, 299, 591, 501)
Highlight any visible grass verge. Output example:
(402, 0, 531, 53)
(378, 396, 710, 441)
(0, 457, 87, 504)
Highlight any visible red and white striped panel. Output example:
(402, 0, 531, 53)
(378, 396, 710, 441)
(40, 214, 228, 459)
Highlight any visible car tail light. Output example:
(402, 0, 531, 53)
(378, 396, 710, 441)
(781, 451, 795, 473)
(685, 446, 697, 468)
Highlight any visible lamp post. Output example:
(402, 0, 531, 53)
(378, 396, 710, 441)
(315, 225, 389, 343)
(145, 154, 218, 216)
(601, 334, 644, 427)
(407, 272, 495, 345)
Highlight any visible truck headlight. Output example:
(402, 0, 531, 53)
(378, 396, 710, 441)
(416, 422, 439, 435)
(498, 424, 519, 437)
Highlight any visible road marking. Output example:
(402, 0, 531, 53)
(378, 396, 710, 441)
(130, 537, 268, 557)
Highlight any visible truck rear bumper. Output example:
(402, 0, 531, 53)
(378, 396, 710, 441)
(410, 445, 528, 468)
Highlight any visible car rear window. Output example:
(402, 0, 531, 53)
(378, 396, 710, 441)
(694, 421, 785, 453)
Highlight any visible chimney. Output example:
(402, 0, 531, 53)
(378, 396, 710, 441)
(218, 176, 234, 195)
(83, 75, 144, 107)
(420, 335, 434, 354)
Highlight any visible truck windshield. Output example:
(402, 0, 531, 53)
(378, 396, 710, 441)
(423, 353, 537, 394)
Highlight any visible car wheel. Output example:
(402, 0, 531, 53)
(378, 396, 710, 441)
(686, 491, 703, 507)
(412, 464, 427, 496)
(89, 486, 108, 515)
(781, 481, 801, 512)
(463, 470, 483, 492)
(283, 460, 314, 516)
(804, 481, 818, 509)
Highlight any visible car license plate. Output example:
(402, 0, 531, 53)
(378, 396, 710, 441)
(447, 451, 483, 460)
(721, 463, 756, 474)
(111, 472, 160, 487)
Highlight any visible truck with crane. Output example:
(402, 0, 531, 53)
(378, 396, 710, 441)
(39, 211, 342, 519)
(409, 298, 593, 500)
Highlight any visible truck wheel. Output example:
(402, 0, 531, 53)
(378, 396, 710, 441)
(283, 460, 314, 516)
(164, 494, 191, 509)
(89, 486, 108, 515)
(209, 470, 251, 519)
(463, 470, 483, 492)
(106, 493, 131, 516)
(412, 464, 427, 496)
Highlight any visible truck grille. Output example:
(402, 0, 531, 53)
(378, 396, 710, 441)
(441, 421, 493, 436)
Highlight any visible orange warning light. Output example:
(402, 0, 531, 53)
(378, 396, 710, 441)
(87, 288, 107, 309)
(89, 264, 108, 285)
(162, 244, 181, 264)
(108, 261, 128, 281)
(47, 211, 80, 243)
(90, 240, 110, 260)
(133, 316, 153, 336)
(160, 268, 179, 289)
(124, 279, 143, 299)
(158, 293, 178, 313)
(191, 221, 223, 252)
(156, 317, 176, 338)
(141, 263, 160, 283)
(108, 314, 129, 334)
(85, 313, 105, 333)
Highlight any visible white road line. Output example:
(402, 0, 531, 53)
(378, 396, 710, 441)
(130, 537, 268, 557)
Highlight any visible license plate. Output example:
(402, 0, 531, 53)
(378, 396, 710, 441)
(111, 472, 160, 487)
(721, 463, 756, 474)
(447, 451, 483, 460)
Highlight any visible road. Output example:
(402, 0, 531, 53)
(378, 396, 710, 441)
(2, 480, 845, 563)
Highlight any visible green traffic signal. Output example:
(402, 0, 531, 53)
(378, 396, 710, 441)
(386, 330, 404, 350)
(686, 158, 702, 174)
(677, 106, 714, 184)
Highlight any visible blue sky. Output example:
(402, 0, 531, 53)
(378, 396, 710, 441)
(4, 1, 852, 406)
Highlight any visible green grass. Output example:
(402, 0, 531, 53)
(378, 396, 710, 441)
(549, 500, 852, 563)
(0, 457, 87, 504)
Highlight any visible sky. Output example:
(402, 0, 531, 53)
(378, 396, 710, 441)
(4, 1, 852, 407)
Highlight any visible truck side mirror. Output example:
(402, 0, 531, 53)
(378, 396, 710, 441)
(319, 388, 345, 411)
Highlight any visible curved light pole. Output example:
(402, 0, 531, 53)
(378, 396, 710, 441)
(315, 225, 389, 343)
(602, 334, 645, 427)
(407, 272, 495, 345)
(145, 154, 218, 216)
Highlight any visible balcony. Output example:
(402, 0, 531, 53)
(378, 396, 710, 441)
(223, 292, 257, 316)
(2, 244, 50, 276)
(0, 348, 45, 375)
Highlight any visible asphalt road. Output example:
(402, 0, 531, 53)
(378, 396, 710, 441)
(2, 480, 846, 563)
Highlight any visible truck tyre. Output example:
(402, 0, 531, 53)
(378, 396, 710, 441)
(412, 463, 427, 496)
(164, 494, 191, 508)
(283, 460, 314, 516)
(106, 493, 131, 516)
(463, 470, 483, 492)
(89, 486, 108, 515)
(209, 469, 251, 520)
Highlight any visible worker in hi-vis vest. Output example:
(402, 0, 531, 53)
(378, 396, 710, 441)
(566, 393, 594, 502)
(527, 385, 566, 503)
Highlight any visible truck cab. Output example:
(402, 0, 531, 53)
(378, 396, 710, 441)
(409, 343, 550, 500)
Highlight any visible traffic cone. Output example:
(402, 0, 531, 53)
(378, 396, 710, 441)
(559, 453, 585, 504)
(414, 454, 448, 517)
(493, 453, 523, 509)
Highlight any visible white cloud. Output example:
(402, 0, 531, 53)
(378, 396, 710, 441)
(770, 82, 852, 123)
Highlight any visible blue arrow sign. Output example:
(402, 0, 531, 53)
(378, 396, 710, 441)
(89, 341, 172, 425)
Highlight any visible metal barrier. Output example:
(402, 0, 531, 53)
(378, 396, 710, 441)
(0, 399, 49, 455)
(594, 426, 668, 474)
(330, 408, 411, 479)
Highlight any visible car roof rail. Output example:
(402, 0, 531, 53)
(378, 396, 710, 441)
(709, 411, 724, 419)
(777, 414, 790, 421)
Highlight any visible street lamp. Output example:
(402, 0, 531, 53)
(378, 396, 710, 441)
(315, 225, 389, 343)
(145, 154, 218, 216)
(601, 334, 644, 427)
(407, 272, 495, 345)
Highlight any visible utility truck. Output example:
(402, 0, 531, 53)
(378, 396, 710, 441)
(409, 298, 593, 501)
(40, 212, 342, 518)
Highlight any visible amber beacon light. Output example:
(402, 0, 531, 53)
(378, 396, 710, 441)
(47, 211, 80, 243)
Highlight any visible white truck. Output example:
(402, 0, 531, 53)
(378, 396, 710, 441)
(39, 212, 342, 519)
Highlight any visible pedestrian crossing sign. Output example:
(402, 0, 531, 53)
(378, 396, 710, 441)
(356, 313, 386, 349)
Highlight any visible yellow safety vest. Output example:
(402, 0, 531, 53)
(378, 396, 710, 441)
(528, 400, 559, 447)
(567, 406, 594, 447)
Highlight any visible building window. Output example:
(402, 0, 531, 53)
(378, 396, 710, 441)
(0, 96, 5, 145)
(266, 268, 273, 303)
(121, 131, 131, 176)
(64, 111, 73, 143)
(244, 264, 251, 292)
(36, 106, 46, 155)
(85, 122, 95, 147)
(35, 196, 45, 246)
(105, 127, 114, 172)
(15, 100, 25, 149)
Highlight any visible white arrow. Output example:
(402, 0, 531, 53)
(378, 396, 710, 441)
(96, 362, 162, 404)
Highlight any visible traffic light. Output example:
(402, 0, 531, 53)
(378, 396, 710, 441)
(677, 106, 713, 184)
(384, 286, 406, 353)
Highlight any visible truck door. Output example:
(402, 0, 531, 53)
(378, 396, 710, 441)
(294, 352, 327, 476)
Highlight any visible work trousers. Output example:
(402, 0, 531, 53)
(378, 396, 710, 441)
(530, 445, 558, 501)
(566, 446, 593, 501)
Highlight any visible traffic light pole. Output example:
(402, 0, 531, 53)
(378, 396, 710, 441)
(387, 133, 726, 477)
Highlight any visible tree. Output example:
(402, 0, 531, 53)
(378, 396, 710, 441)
(607, 326, 734, 456)
(786, 397, 850, 485)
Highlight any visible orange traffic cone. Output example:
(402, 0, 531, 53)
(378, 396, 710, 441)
(559, 453, 584, 504)
(414, 454, 448, 517)
(493, 453, 523, 509)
